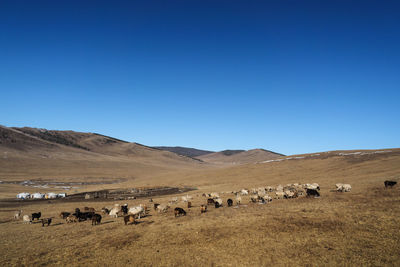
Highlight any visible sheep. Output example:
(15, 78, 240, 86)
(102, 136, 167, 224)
(23, 215, 31, 224)
(235, 195, 242, 205)
(210, 192, 220, 198)
(275, 191, 285, 199)
(101, 207, 110, 215)
(207, 198, 215, 205)
(31, 212, 41, 221)
(66, 215, 77, 223)
(59, 212, 71, 219)
(14, 210, 22, 220)
(128, 206, 145, 219)
(84, 207, 96, 213)
(250, 195, 258, 203)
(156, 204, 170, 213)
(121, 204, 128, 215)
(174, 207, 186, 217)
(124, 215, 135, 225)
(41, 218, 52, 227)
(109, 205, 120, 218)
(200, 205, 207, 213)
(240, 189, 249, 195)
(227, 199, 233, 206)
(153, 203, 160, 211)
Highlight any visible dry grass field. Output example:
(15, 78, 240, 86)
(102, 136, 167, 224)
(1, 147, 400, 266)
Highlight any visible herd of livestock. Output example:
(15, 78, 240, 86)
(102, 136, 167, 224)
(12, 180, 397, 227)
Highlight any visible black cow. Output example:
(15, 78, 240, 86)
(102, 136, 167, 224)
(227, 199, 233, 207)
(384, 180, 397, 188)
(32, 212, 41, 221)
(41, 218, 52, 227)
(306, 189, 320, 198)
(174, 207, 186, 217)
(91, 214, 102, 226)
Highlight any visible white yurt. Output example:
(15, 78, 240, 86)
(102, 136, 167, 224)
(31, 193, 45, 199)
(45, 192, 57, 199)
(57, 193, 67, 198)
(16, 192, 30, 199)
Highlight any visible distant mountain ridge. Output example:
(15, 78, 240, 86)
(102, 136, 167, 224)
(153, 146, 214, 158)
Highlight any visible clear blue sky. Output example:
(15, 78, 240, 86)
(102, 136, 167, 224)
(1, 0, 399, 155)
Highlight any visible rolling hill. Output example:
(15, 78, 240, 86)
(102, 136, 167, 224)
(197, 148, 285, 164)
(153, 146, 214, 158)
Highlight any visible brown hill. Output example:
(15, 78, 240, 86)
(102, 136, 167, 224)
(196, 148, 284, 165)
(0, 126, 204, 182)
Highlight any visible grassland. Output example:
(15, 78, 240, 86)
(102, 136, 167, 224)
(0, 149, 399, 266)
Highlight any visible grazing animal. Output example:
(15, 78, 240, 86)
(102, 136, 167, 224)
(101, 207, 110, 215)
(23, 215, 31, 224)
(154, 203, 160, 211)
(66, 215, 77, 223)
(59, 212, 71, 219)
(14, 210, 22, 220)
(91, 214, 102, 226)
(124, 215, 136, 225)
(157, 204, 170, 213)
(84, 207, 95, 213)
(250, 195, 258, 203)
(200, 205, 207, 213)
(121, 205, 128, 215)
(384, 180, 397, 188)
(31, 212, 41, 221)
(207, 198, 215, 205)
(109, 206, 120, 218)
(306, 189, 320, 198)
(41, 218, 52, 227)
(187, 201, 192, 209)
(275, 191, 285, 199)
(214, 202, 221, 208)
(235, 195, 242, 205)
(128, 206, 145, 219)
(336, 183, 352, 192)
(227, 199, 233, 206)
(174, 207, 186, 217)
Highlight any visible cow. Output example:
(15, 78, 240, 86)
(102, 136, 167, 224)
(200, 205, 207, 213)
(124, 214, 135, 225)
(227, 199, 233, 207)
(384, 181, 397, 188)
(59, 212, 71, 219)
(174, 207, 186, 217)
(41, 218, 52, 227)
(91, 214, 102, 226)
(306, 189, 320, 198)
(31, 212, 41, 221)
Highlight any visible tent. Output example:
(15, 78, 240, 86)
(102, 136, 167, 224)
(16, 192, 30, 199)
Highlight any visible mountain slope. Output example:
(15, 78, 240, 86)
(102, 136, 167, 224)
(154, 146, 214, 158)
(0, 126, 204, 180)
(197, 149, 284, 165)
